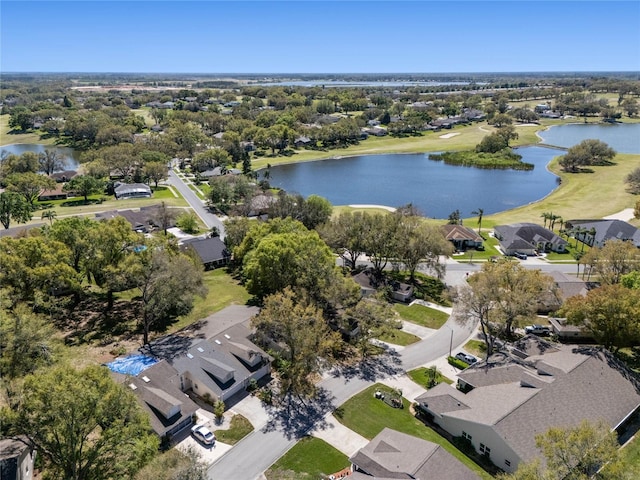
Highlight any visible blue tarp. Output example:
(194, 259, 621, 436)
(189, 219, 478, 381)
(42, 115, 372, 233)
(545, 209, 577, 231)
(106, 354, 158, 376)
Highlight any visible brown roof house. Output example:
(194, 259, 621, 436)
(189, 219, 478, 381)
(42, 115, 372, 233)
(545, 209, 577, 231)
(494, 223, 567, 256)
(352, 269, 413, 303)
(349, 428, 480, 480)
(0, 437, 36, 480)
(415, 336, 640, 473)
(441, 224, 483, 251)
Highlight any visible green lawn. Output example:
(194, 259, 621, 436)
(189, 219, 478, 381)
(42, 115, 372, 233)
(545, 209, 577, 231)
(463, 340, 487, 358)
(407, 367, 454, 388)
(171, 268, 251, 331)
(213, 414, 253, 445)
(378, 328, 421, 346)
(394, 304, 449, 329)
(265, 437, 349, 480)
(334, 384, 493, 479)
(0, 114, 57, 146)
(454, 236, 502, 262)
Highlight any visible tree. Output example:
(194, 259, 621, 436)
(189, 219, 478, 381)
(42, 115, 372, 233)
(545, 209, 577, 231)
(8, 106, 34, 131)
(559, 140, 616, 173)
(131, 246, 207, 344)
(363, 213, 400, 277)
(488, 113, 513, 127)
(560, 284, 640, 351)
(621, 97, 639, 117)
(621, 270, 640, 289)
(251, 288, 341, 399)
(319, 211, 369, 271)
(536, 420, 621, 480)
(448, 209, 462, 225)
(625, 167, 640, 194)
(214, 400, 225, 424)
(1, 152, 39, 176)
(176, 211, 199, 234)
(151, 201, 177, 236)
(0, 236, 80, 307)
(0, 304, 59, 379)
(6, 172, 56, 206)
(38, 149, 67, 175)
(1, 365, 158, 480)
(222, 216, 253, 252)
(0, 191, 32, 229)
(476, 131, 509, 154)
(393, 216, 453, 282)
(301, 194, 333, 230)
(471, 208, 484, 234)
(64, 175, 106, 202)
(580, 239, 640, 285)
(41, 209, 57, 225)
(144, 162, 168, 188)
(243, 227, 336, 301)
(344, 296, 398, 356)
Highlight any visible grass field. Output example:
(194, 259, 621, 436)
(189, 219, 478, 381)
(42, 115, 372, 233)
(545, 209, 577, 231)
(171, 268, 252, 331)
(213, 414, 254, 445)
(407, 367, 453, 388)
(0, 114, 57, 146)
(394, 303, 449, 329)
(265, 437, 349, 480)
(378, 328, 421, 346)
(334, 383, 493, 479)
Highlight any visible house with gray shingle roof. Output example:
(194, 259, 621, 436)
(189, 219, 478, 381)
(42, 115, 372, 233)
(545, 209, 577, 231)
(565, 219, 640, 248)
(494, 223, 567, 256)
(121, 360, 199, 438)
(349, 428, 480, 480)
(415, 337, 640, 473)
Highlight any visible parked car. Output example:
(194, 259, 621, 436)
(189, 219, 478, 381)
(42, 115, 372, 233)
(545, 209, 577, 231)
(524, 324, 551, 336)
(514, 252, 528, 260)
(455, 352, 478, 365)
(191, 424, 216, 446)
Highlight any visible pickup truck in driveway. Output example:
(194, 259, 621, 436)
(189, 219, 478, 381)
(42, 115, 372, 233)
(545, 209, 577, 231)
(525, 325, 551, 336)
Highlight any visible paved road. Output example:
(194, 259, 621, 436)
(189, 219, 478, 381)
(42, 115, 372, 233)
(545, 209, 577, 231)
(207, 312, 476, 480)
(167, 170, 226, 238)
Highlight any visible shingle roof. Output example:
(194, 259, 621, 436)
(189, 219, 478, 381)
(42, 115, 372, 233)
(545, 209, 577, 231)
(441, 224, 483, 243)
(418, 342, 640, 465)
(494, 223, 567, 251)
(566, 219, 640, 247)
(181, 237, 229, 265)
(349, 428, 480, 480)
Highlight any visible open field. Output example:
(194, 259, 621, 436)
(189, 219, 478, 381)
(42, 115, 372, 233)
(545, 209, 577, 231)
(265, 437, 349, 480)
(334, 383, 493, 479)
(0, 114, 58, 146)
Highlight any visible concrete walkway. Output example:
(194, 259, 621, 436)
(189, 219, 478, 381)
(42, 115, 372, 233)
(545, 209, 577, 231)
(311, 414, 369, 457)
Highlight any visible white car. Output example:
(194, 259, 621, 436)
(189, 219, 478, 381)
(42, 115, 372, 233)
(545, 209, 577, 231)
(191, 424, 216, 445)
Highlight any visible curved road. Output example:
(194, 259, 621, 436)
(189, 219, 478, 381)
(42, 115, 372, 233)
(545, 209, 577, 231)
(207, 312, 476, 480)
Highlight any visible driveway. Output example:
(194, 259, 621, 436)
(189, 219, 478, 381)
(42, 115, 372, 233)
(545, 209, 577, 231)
(207, 312, 477, 480)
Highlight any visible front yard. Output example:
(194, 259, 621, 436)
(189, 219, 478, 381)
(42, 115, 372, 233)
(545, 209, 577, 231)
(265, 437, 349, 480)
(333, 383, 493, 479)
(395, 303, 449, 329)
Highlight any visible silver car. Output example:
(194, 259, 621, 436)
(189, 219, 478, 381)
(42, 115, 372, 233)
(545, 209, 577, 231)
(191, 424, 216, 446)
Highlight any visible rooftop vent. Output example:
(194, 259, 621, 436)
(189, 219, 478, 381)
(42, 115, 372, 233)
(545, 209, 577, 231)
(224, 334, 231, 339)
(215, 339, 222, 345)
(186, 353, 194, 359)
(129, 383, 137, 390)
(142, 376, 150, 383)
(197, 347, 204, 353)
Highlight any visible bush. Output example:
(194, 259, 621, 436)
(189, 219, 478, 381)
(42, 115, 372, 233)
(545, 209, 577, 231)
(176, 211, 199, 234)
(448, 356, 469, 370)
(214, 400, 225, 423)
(246, 378, 258, 393)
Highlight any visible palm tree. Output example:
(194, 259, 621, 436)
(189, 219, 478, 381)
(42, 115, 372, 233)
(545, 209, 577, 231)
(41, 210, 57, 225)
(549, 213, 560, 231)
(540, 212, 551, 229)
(471, 208, 484, 235)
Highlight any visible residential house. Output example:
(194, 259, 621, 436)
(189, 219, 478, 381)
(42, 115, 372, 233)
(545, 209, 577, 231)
(565, 219, 640, 248)
(96, 205, 174, 233)
(0, 437, 35, 480)
(441, 224, 483, 251)
(121, 361, 199, 439)
(114, 182, 152, 200)
(415, 337, 640, 473)
(38, 183, 68, 201)
(537, 270, 595, 314)
(50, 170, 78, 182)
(294, 136, 312, 148)
(181, 236, 230, 270)
(352, 269, 413, 302)
(349, 428, 480, 480)
(362, 126, 388, 136)
(548, 317, 593, 342)
(494, 223, 567, 256)
(168, 324, 271, 404)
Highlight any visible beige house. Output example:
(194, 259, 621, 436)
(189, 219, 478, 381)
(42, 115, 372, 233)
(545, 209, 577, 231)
(415, 337, 640, 473)
(0, 437, 35, 480)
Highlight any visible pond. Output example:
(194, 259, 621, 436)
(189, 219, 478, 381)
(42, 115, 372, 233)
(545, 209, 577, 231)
(268, 146, 561, 218)
(0, 143, 81, 170)
(538, 123, 640, 154)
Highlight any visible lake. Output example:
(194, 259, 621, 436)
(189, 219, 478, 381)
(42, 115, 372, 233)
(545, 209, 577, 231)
(538, 123, 640, 154)
(0, 143, 81, 170)
(268, 147, 561, 218)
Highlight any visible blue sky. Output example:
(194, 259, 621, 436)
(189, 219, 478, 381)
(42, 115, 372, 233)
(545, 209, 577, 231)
(2, 1, 639, 73)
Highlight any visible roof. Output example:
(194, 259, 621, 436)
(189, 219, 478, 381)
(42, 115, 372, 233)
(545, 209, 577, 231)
(565, 219, 640, 247)
(441, 224, 483, 243)
(417, 341, 640, 465)
(349, 428, 480, 480)
(122, 360, 198, 437)
(494, 223, 567, 251)
(96, 205, 174, 232)
(545, 270, 590, 300)
(181, 236, 230, 264)
(167, 324, 269, 399)
(114, 182, 152, 197)
(0, 437, 30, 461)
